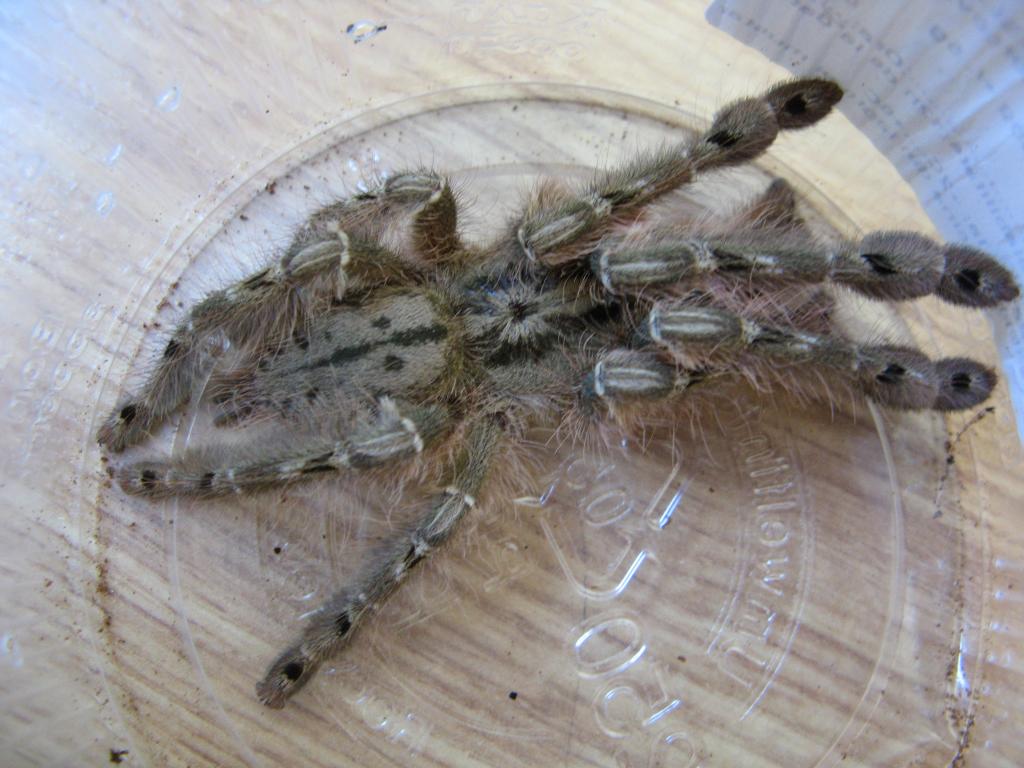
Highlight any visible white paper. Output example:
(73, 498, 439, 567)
(707, 0, 1024, 439)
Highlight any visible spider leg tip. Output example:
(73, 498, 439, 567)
(764, 77, 844, 130)
(938, 244, 1021, 307)
(933, 358, 998, 411)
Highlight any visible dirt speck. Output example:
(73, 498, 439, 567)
(933, 406, 994, 518)
(96, 559, 110, 595)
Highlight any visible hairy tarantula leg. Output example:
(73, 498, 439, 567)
(97, 234, 418, 453)
(642, 304, 997, 411)
(739, 178, 805, 231)
(98, 174, 446, 454)
(303, 169, 454, 236)
(515, 78, 843, 265)
(580, 349, 702, 409)
(409, 178, 460, 261)
(592, 228, 1019, 305)
(255, 414, 504, 709)
(117, 399, 449, 498)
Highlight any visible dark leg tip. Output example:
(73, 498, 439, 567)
(859, 346, 938, 410)
(937, 245, 1020, 307)
(933, 358, 997, 411)
(763, 78, 844, 129)
(701, 98, 780, 167)
(257, 648, 317, 709)
(116, 462, 167, 497)
(97, 401, 150, 452)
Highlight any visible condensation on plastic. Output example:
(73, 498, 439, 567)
(1, 5, 1020, 768)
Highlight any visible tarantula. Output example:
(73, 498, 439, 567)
(98, 78, 1019, 709)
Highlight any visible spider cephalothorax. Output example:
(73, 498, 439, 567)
(97, 78, 1019, 708)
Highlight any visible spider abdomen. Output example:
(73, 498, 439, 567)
(248, 291, 456, 413)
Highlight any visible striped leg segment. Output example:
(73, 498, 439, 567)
(255, 414, 504, 708)
(117, 399, 448, 498)
(592, 227, 1018, 305)
(580, 349, 705, 410)
(642, 303, 996, 411)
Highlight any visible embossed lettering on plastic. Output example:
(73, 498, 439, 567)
(707, 406, 810, 719)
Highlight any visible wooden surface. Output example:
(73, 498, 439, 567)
(2, 3, 1023, 767)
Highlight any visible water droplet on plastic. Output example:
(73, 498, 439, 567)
(157, 86, 182, 112)
(0, 633, 23, 668)
(105, 144, 123, 166)
(95, 191, 116, 218)
(346, 20, 387, 43)
(20, 154, 44, 180)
